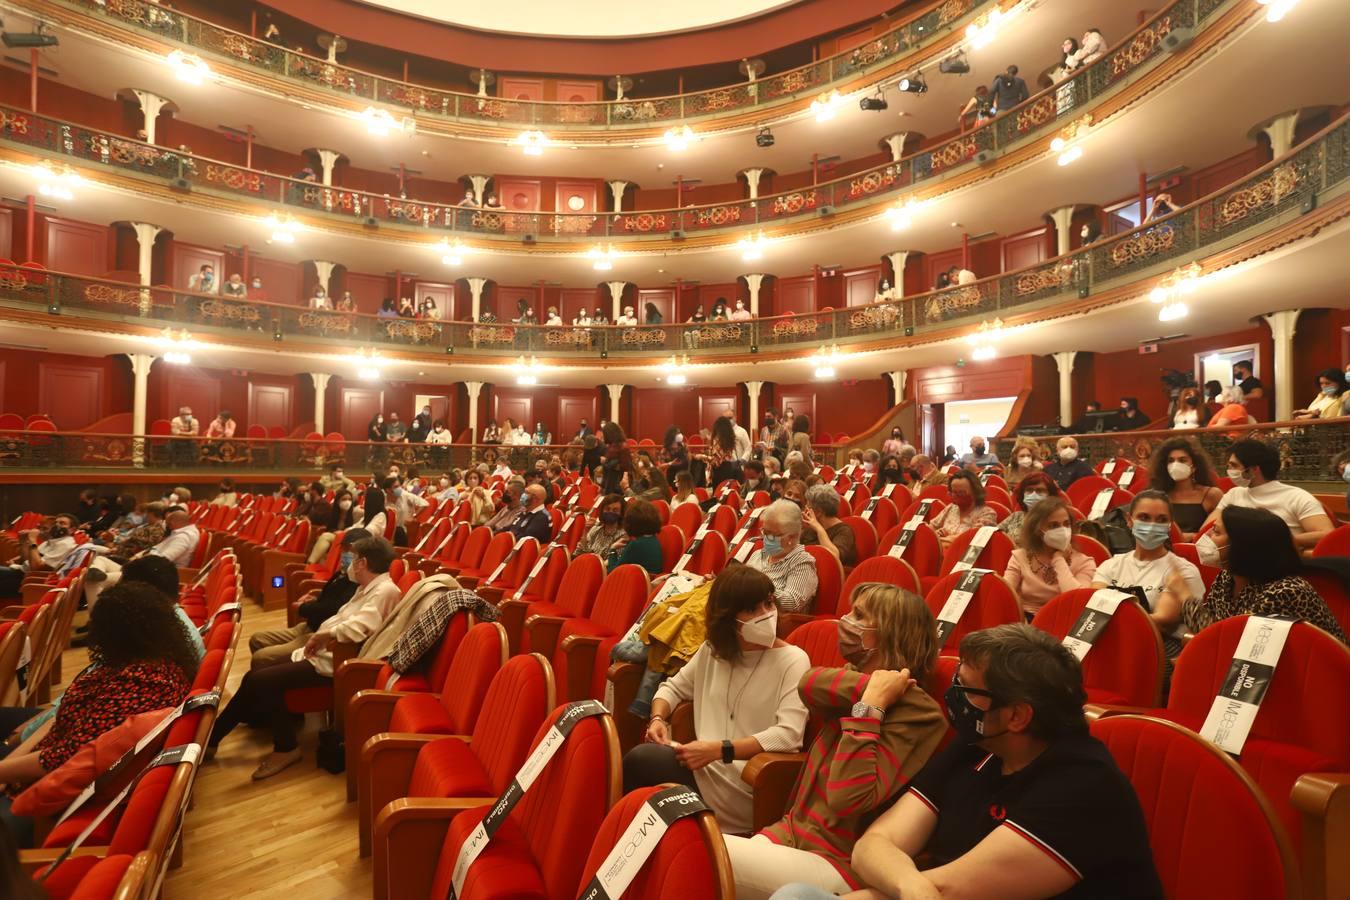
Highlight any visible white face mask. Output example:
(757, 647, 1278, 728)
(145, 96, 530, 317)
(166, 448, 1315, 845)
(739, 609, 778, 648)
(339, 500, 352, 510)
(1226, 467, 1250, 488)
(346, 560, 361, 581)
(1058, 447, 1078, 462)
(1195, 533, 1221, 566)
(1016, 455, 1033, 468)
(1043, 526, 1073, 551)
(1167, 461, 1193, 482)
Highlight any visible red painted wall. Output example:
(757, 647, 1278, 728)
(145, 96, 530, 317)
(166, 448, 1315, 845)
(0, 350, 130, 429)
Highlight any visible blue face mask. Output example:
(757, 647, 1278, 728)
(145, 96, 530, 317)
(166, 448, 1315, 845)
(340, 552, 355, 570)
(1323, 385, 1339, 396)
(762, 534, 784, 556)
(391, 487, 403, 497)
(1023, 491, 1048, 509)
(127, 512, 146, 526)
(1131, 521, 1171, 550)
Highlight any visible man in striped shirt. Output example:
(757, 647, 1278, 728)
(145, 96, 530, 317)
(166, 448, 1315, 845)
(748, 500, 818, 614)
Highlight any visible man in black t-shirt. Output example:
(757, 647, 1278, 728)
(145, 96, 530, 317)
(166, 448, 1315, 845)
(1232, 360, 1267, 420)
(849, 624, 1161, 900)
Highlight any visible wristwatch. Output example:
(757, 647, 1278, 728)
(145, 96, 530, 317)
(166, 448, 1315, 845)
(851, 701, 885, 720)
(721, 739, 734, 764)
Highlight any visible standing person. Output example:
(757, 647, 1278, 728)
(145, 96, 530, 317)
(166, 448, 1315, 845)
(989, 64, 1028, 113)
(366, 413, 387, 467)
(730, 299, 752, 321)
(599, 421, 633, 495)
(481, 419, 501, 445)
(644, 302, 663, 325)
(384, 412, 407, 443)
(790, 415, 813, 465)
(723, 409, 753, 461)
(1232, 359, 1266, 420)
(759, 411, 786, 459)
(309, 286, 330, 310)
(573, 419, 593, 441)
(621, 567, 810, 835)
(1148, 437, 1223, 541)
(881, 427, 911, 458)
(700, 417, 743, 486)
(663, 425, 690, 479)
(1003, 496, 1097, 618)
(407, 405, 433, 443)
(170, 406, 198, 466)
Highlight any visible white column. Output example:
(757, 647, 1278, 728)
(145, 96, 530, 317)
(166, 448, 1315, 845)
(1047, 205, 1078, 256)
(744, 273, 765, 316)
(1052, 351, 1078, 428)
(883, 132, 909, 163)
(315, 149, 342, 186)
(465, 381, 484, 445)
(466, 175, 490, 205)
(885, 252, 909, 298)
(309, 373, 331, 435)
(311, 260, 337, 295)
(887, 370, 907, 406)
(606, 281, 627, 321)
(607, 181, 629, 213)
(127, 352, 155, 465)
(130, 222, 162, 314)
(132, 89, 170, 145)
(745, 381, 764, 430)
(606, 384, 625, 426)
(466, 277, 487, 322)
(1262, 110, 1300, 159)
(740, 168, 765, 201)
(1262, 310, 1301, 422)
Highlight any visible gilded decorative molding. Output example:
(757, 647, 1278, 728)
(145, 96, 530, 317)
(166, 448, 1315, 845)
(619, 328, 668, 347)
(198, 298, 262, 325)
(1109, 226, 1177, 266)
(83, 283, 142, 307)
(297, 311, 356, 335)
(381, 319, 439, 342)
(1218, 162, 1300, 226)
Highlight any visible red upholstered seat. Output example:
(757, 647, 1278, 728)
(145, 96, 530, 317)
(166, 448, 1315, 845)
(458, 532, 516, 582)
(785, 619, 846, 667)
(449, 526, 493, 574)
(923, 572, 1022, 655)
(840, 516, 878, 562)
(387, 622, 509, 736)
(878, 522, 941, 579)
(553, 564, 651, 701)
(927, 526, 1015, 592)
(67, 854, 135, 900)
(656, 525, 684, 574)
(683, 531, 728, 577)
(1031, 589, 1164, 708)
(521, 553, 604, 655)
(577, 785, 729, 900)
(1312, 523, 1350, 557)
(802, 544, 844, 617)
(1090, 715, 1298, 900)
(708, 504, 738, 541)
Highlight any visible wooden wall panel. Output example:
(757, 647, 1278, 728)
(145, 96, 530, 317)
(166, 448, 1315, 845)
(842, 267, 880, 308)
(499, 78, 544, 101)
(170, 242, 224, 292)
(561, 288, 599, 323)
(496, 178, 542, 212)
(632, 389, 680, 442)
(38, 362, 103, 429)
(339, 387, 384, 441)
(774, 390, 817, 431)
(493, 393, 534, 431)
(248, 382, 294, 432)
(1001, 228, 1051, 272)
(556, 81, 601, 103)
(0, 207, 13, 260)
(556, 391, 598, 442)
(698, 392, 738, 432)
(555, 181, 599, 215)
(345, 271, 391, 316)
(775, 276, 815, 316)
(637, 289, 674, 325)
(156, 369, 221, 425)
(250, 257, 302, 305)
(912, 356, 1031, 404)
(44, 218, 108, 276)
(496, 284, 539, 320)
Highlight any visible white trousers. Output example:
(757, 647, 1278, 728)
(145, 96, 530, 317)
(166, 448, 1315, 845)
(723, 834, 851, 900)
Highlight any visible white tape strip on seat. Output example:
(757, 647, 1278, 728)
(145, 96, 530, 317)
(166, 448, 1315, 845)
(1059, 589, 1131, 660)
(1198, 616, 1295, 756)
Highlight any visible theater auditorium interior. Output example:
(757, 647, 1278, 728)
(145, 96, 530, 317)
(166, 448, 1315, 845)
(0, 0, 1346, 896)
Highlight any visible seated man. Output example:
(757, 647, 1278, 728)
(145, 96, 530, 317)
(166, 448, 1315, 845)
(960, 436, 1000, 468)
(484, 480, 525, 533)
(508, 484, 552, 544)
(249, 528, 369, 670)
(208, 537, 401, 779)
(749, 500, 818, 614)
(1201, 438, 1332, 555)
(144, 507, 200, 567)
(110, 502, 166, 559)
(786, 624, 1161, 900)
(0, 513, 82, 597)
(799, 485, 857, 567)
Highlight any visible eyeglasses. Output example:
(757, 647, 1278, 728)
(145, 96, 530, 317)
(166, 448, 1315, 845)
(951, 671, 996, 700)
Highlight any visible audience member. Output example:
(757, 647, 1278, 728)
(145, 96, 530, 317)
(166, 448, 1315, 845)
(799, 485, 857, 566)
(600, 421, 634, 495)
(484, 480, 524, 533)
(1201, 439, 1332, 554)
(1232, 359, 1265, 412)
(1073, 27, 1107, 66)
(322, 463, 357, 495)
(931, 472, 998, 550)
(960, 436, 999, 468)
(505, 484, 552, 544)
(605, 499, 663, 575)
(730, 299, 752, 321)
(880, 427, 911, 458)
(205, 409, 235, 440)
(221, 273, 247, 297)
(1043, 436, 1094, 489)
(145, 507, 200, 567)
(1148, 436, 1222, 540)
(1005, 437, 1043, 486)
(1292, 368, 1349, 419)
(1068, 400, 1105, 434)
(790, 416, 813, 464)
(576, 494, 624, 557)
(999, 471, 1059, 538)
(749, 500, 818, 613)
(645, 302, 663, 324)
(188, 263, 216, 293)
(1112, 397, 1149, 430)
(622, 566, 809, 834)
(911, 454, 945, 488)
(384, 412, 407, 443)
(211, 478, 238, 507)
(256, 529, 369, 669)
(1182, 506, 1344, 641)
(989, 64, 1029, 112)
(1004, 497, 1097, 618)
(1206, 385, 1252, 427)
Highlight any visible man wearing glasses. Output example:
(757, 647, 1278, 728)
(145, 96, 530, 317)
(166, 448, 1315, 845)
(776, 624, 1160, 899)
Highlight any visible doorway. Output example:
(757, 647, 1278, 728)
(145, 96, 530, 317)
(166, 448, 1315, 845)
(943, 397, 1017, 457)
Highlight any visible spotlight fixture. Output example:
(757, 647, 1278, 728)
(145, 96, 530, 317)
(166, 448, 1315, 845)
(1258, 0, 1299, 21)
(438, 239, 469, 266)
(1149, 262, 1202, 306)
(1, 22, 57, 48)
(965, 8, 1010, 49)
(167, 50, 210, 85)
(265, 212, 300, 244)
(897, 73, 928, 94)
(1158, 302, 1189, 322)
(859, 91, 888, 112)
(663, 124, 697, 151)
(513, 130, 550, 156)
(357, 366, 381, 381)
(885, 197, 924, 231)
(938, 52, 970, 75)
(361, 107, 398, 137)
(512, 355, 542, 386)
(755, 127, 775, 148)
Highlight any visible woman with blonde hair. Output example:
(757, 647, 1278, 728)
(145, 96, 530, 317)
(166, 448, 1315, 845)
(724, 583, 947, 899)
(458, 469, 494, 526)
(1005, 436, 1043, 486)
(1003, 496, 1097, 618)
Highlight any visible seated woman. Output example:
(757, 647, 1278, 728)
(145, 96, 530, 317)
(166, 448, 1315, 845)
(1005, 437, 1043, 487)
(799, 485, 857, 566)
(724, 583, 947, 900)
(671, 470, 700, 509)
(1292, 368, 1350, 420)
(1207, 385, 1253, 427)
(1148, 436, 1223, 541)
(307, 488, 358, 563)
(750, 501, 818, 614)
(1092, 491, 1205, 658)
(998, 471, 1059, 538)
(622, 566, 809, 835)
(1003, 496, 1097, 619)
(457, 469, 494, 527)
(357, 485, 387, 540)
(1180, 506, 1345, 641)
(576, 493, 624, 557)
(605, 498, 664, 575)
(0, 581, 195, 845)
(930, 471, 998, 551)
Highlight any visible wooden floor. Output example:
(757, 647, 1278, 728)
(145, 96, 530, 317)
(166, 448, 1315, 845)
(59, 606, 373, 899)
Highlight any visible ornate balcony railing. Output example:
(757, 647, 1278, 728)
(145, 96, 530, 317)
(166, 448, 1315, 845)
(995, 419, 1350, 488)
(0, 0, 1239, 246)
(51, 0, 992, 130)
(0, 113, 1342, 358)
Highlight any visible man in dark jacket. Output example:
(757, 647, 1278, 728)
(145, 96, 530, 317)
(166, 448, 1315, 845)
(990, 65, 1029, 113)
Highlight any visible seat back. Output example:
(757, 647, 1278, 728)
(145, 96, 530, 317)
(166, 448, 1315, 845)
(785, 619, 846, 667)
(555, 552, 605, 618)
(435, 523, 471, 564)
(437, 623, 510, 732)
(454, 526, 493, 570)
(473, 532, 517, 577)
(1312, 524, 1350, 557)
(1302, 567, 1350, 640)
(923, 572, 1022, 653)
(803, 544, 845, 618)
(683, 531, 728, 577)
(840, 516, 878, 562)
(860, 495, 901, 537)
(588, 565, 652, 635)
(656, 525, 684, 573)
(899, 497, 948, 524)
(516, 544, 570, 603)
(708, 503, 738, 541)
(937, 526, 1014, 578)
(492, 538, 541, 590)
(841, 555, 920, 604)
(466, 654, 557, 793)
(878, 522, 942, 578)
(0, 622, 27, 706)
(576, 785, 731, 900)
(1091, 715, 1298, 900)
(669, 503, 704, 543)
(1031, 589, 1164, 707)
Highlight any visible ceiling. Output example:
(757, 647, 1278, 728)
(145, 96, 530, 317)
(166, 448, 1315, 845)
(354, 0, 805, 37)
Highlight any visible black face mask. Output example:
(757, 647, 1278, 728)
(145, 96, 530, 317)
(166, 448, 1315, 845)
(944, 673, 1004, 744)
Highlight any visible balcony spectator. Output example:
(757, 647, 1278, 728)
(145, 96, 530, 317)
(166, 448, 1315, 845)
(644, 302, 663, 324)
(1206, 386, 1252, 427)
(247, 276, 266, 300)
(1074, 28, 1107, 66)
(205, 409, 235, 440)
(397, 296, 416, 318)
(222, 273, 246, 297)
(957, 84, 993, 129)
(1053, 37, 1080, 79)
(989, 65, 1029, 114)
(730, 299, 752, 321)
(1044, 436, 1094, 490)
(1231, 359, 1265, 414)
(480, 420, 501, 445)
(1112, 397, 1150, 430)
(293, 166, 317, 183)
(419, 296, 438, 319)
(1068, 400, 1104, 433)
(384, 412, 407, 443)
(545, 307, 563, 326)
(1172, 388, 1203, 429)
(367, 414, 387, 454)
(934, 270, 952, 291)
(1081, 220, 1103, 245)
(688, 304, 708, 325)
(1144, 192, 1177, 223)
(592, 307, 610, 325)
(615, 306, 638, 326)
(408, 405, 433, 443)
(710, 298, 730, 321)
(483, 193, 501, 209)
(518, 307, 539, 326)
(377, 297, 398, 318)
(188, 264, 216, 294)
(309, 286, 330, 310)
(1292, 368, 1350, 420)
(573, 309, 593, 327)
(532, 422, 550, 446)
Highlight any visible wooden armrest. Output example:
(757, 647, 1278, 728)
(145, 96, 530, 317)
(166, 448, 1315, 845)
(669, 702, 695, 744)
(497, 598, 530, 656)
(331, 640, 361, 672)
(475, 585, 506, 605)
(741, 751, 807, 833)
(524, 614, 567, 661)
(372, 798, 493, 900)
(1083, 703, 1157, 721)
(1292, 772, 1350, 900)
(0, 607, 22, 621)
(777, 612, 814, 639)
(455, 575, 483, 591)
(605, 661, 646, 754)
(358, 732, 462, 857)
(333, 658, 385, 733)
(177, 567, 201, 584)
(20, 845, 109, 870)
(559, 633, 603, 703)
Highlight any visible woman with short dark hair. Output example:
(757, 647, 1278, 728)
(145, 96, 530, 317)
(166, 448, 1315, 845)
(605, 499, 663, 574)
(577, 494, 624, 557)
(621, 566, 809, 834)
(930, 471, 997, 550)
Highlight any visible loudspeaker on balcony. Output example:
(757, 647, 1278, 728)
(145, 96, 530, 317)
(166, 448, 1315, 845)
(975, 150, 993, 165)
(171, 178, 191, 192)
(817, 205, 835, 217)
(522, 233, 537, 243)
(362, 216, 378, 227)
(1163, 26, 1195, 52)
(671, 229, 686, 240)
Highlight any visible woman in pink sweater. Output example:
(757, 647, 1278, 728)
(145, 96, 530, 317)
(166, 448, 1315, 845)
(1003, 496, 1097, 618)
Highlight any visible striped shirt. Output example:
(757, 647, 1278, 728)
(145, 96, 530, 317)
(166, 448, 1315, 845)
(749, 544, 819, 613)
(762, 667, 946, 887)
